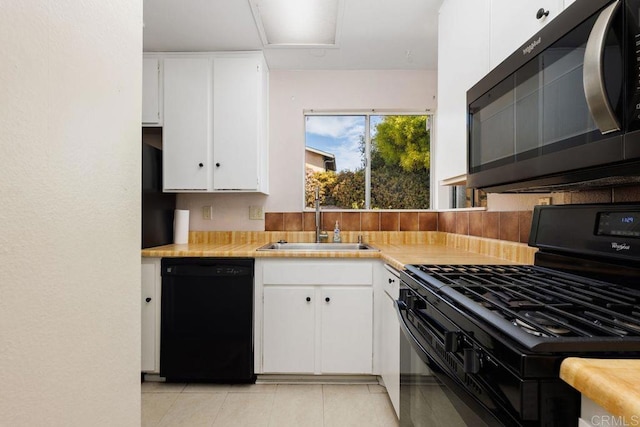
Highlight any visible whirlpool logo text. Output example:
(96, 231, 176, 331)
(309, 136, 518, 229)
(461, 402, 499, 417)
(523, 37, 542, 55)
(611, 242, 631, 251)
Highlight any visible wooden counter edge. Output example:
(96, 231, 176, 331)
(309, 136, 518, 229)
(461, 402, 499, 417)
(560, 357, 640, 423)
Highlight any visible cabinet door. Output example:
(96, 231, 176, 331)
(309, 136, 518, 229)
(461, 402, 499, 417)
(490, 0, 565, 68)
(263, 287, 316, 373)
(163, 57, 212, 191)
(141, 260, 159, 372)
(434, 0, 490, 196)
(142, 57, 161, 125)
(321, 287, 373, 374)
(213, 56, 262, 190)
(381, 293, 400, 417)
(380, 268, 400, 417)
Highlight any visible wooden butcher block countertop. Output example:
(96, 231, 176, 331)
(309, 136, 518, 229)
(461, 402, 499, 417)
(561, 358, 640, 423)
(141, 231, 537, 268)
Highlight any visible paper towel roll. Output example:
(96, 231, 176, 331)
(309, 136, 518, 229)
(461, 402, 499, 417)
(174, 209, 190, 244)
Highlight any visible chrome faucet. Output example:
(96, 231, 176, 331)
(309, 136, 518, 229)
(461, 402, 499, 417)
(315, 187, 328, 243)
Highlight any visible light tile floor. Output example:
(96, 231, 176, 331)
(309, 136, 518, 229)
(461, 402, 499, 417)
(142, 382, 399, 427)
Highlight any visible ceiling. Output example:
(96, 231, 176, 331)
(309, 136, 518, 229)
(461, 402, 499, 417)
(143, 0, 444, 70)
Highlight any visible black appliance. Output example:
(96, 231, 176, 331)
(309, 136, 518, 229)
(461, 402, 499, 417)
(398, 203, 640, 426)
(142, 140, 175, 249)
(160, 257, 256, 383)
(467, 0, 640, 192)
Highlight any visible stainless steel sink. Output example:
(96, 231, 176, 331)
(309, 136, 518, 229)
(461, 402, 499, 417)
(256, 242, 378, 251)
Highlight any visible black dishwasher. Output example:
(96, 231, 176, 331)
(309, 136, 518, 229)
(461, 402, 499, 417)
(160, 257, 255, 383)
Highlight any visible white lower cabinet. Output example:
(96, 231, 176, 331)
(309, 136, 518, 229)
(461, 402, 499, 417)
(260, 259, 373, 375)
(263, 286, 316, 373)
(320, 286, 373, 373)
(579, 395, 626, 427)
(141, 257, 161, 373)
(379, 264, 400, 417)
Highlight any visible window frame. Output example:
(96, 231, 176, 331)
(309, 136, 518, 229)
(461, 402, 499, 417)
(303, 110, 433, 211)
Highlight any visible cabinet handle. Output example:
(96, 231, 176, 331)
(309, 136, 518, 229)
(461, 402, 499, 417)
(215, 163, 221, 167)
(536, 8, 549, 19)
(145, 297, 152, 303)
(198, 163, 204, 168)
(306, 297, 311, 302)
(325, 297, 331, 303)
(388, 278, 396, 284)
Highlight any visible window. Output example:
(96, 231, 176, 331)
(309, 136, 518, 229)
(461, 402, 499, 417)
(450, 185, 487, 209)
(305, 113, 431, 209)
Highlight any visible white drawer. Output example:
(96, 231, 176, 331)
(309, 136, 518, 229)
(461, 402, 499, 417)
(382, 264, 400, 299)
(262, 259, 373, 285)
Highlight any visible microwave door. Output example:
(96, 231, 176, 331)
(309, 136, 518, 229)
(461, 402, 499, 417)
(583, 0, 622, 134)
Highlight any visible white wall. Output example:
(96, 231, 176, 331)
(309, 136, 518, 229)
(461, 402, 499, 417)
(180, 69, 437, 230)
(0, 2, 142, 425)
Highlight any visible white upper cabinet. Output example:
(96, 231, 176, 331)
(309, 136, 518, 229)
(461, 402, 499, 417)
(213, 55, 269, 192)
(435, 0, 491, 186)
(434, 0, 571, 204)
(489, 0, 565, 69)
(162, 57, 212, 191)
(142, 57, 161, 126)
(145, 52, 269, 193)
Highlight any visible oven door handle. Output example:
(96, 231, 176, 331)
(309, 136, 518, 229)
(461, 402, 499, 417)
(395, 300, 432, 365)
(583, 0, 621, 134)
(396, 300, 482, 375)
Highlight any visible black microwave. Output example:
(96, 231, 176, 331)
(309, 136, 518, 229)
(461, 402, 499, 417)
(467, 0, 640, 192)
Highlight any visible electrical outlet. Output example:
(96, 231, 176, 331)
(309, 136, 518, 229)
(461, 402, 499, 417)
(538, 197, 552, 206)
(249, 206, 264, 220)
(202, 206, 212, 220)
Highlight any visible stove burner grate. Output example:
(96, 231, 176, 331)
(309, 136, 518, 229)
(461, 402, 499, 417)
(409, 264, 640, 340)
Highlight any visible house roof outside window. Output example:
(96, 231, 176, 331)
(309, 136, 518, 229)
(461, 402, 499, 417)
(305, 146, 336, 172)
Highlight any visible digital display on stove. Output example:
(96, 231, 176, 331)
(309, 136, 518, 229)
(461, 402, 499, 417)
(597, 212, 640, 237)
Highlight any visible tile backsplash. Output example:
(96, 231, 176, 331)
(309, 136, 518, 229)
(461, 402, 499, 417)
(266, 211, 439, 233)
(438, 210, 532, 244)
(265, 210, 531, 243)
(265, 185, 640, 244)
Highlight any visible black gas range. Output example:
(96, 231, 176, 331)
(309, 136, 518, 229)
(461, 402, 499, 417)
(398, 204, 640, 426)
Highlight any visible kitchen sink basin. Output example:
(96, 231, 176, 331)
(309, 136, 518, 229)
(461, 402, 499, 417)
(256, 242, 378, 251)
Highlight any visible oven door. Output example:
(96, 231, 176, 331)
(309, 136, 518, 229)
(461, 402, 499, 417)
(397, 299, 504, 426)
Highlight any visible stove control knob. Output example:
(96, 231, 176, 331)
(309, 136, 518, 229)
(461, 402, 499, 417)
(463, 348, 481, 374)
